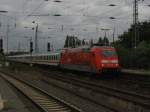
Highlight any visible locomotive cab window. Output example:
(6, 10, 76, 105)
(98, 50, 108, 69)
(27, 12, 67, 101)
(82, 48, 90, 52)
(102, 50, 117, 57)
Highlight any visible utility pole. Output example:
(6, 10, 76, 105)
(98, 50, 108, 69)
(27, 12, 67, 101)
(6, 24, 9, 53)
(113, 27, 115, 45)
(101, 28, 110, 46)
(133, 0, 145, 48)
(133, 0, 138, 48)
(35, 23, 38, 53)
(0, 38, 3, 53)
(17, 41, 21, 52)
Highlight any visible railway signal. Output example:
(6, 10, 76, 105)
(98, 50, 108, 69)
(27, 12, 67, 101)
(47, 42, 51, 51)
(30, 41, 33, 53)
(0, 39, 3, 53)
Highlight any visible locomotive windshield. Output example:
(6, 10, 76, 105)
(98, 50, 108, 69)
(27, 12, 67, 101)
(102, 50, 117, 57)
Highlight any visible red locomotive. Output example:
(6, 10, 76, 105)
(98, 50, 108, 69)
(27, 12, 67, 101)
(8, 45, 120, 76)
(60, 46, 120, 76)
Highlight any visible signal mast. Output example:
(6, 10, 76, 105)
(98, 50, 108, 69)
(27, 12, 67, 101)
(133, 0, 144, 48)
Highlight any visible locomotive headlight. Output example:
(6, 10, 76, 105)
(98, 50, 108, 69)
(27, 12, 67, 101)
(101, 60, 109, 63)
(111, 60, 118, 64)
(115, 64, 118, 66)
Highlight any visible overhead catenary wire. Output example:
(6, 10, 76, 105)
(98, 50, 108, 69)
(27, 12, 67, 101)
(2, 0, 149, 51)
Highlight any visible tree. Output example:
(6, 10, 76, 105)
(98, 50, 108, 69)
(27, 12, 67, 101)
(90, 39, 93, 47)
(72, 36, 76, 48)
(97, 37, 104, 45)
(82, 39, 85, 46)
(64, 35, 69, 48)
(103, 37, 109, 46)
(117, 21, 150, 48)
(64, 35, 81, 48)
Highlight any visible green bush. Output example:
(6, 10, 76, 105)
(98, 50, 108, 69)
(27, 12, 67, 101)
(115, 41, 150, 69)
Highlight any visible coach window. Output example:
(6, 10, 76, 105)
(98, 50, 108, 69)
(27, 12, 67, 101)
(56, 55, 57, 60)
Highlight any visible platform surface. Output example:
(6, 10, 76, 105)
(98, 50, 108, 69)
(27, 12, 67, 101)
(0, 76, 30, 112)
(121, 69, 150, 75)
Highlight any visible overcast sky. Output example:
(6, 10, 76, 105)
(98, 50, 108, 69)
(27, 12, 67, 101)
(0, 0, 149, 53)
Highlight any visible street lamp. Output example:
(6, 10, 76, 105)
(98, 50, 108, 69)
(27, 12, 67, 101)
(53, 14, 62, 16)
(24, 26, 35, 53)
(53, 0, 62, 2)
(32, 21, 39, 53)
(0, 10, 8, 13)
(109, 17, 116, 45)
(109, 17, 116, 20)
(101, 28, 110, 46)
(0, 10, 8, 53)
(108, 4, 117, 6)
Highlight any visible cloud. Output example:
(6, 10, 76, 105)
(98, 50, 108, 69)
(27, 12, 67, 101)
(0, 0, 149, 52)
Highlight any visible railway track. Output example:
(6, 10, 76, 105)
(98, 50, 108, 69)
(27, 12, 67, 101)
(119, 73, 150, 86)
(46, 68, 150, 91)
(0, 72, 82, 112)
(39, 70, 150, 112)
(1, 65, 150, 112)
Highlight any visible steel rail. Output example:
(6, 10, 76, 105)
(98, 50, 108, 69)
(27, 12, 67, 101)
(0, 72, 82, 112)
(40, 70, 150, 111)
